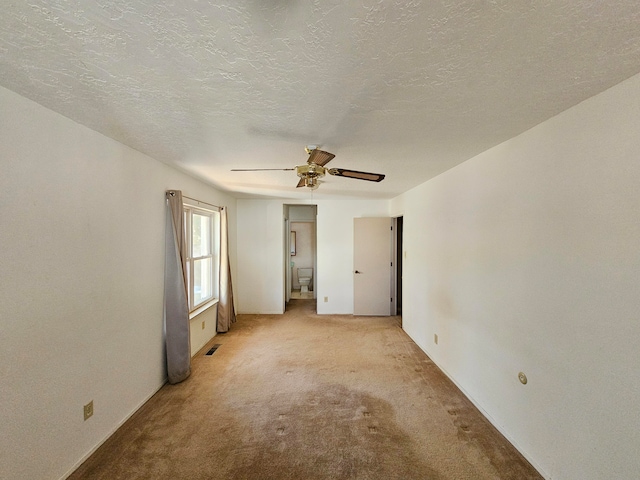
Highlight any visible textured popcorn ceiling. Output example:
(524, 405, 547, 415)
(2, 1, 640, 199)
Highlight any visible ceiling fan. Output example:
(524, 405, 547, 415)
(231, 146, 385, 190)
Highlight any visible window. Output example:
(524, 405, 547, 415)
(184, 205, 220, 313)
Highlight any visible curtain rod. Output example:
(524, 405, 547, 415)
(182, 195, 223, 210)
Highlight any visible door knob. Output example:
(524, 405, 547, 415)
(355, 270, 362, 274)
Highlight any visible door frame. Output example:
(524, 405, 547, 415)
(283, 204, 318, 308)
(392, 216, 403, 317)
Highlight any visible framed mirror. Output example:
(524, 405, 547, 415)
(290, 231, 296, 255)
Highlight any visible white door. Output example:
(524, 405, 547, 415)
(354, 217, 392, 315)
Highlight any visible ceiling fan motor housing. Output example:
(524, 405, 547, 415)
(296, 163, 325, 178)
(296, 163, 325, 179)
(296, 163, 325, 189)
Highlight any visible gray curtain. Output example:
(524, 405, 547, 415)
(164, 190, 191, 384)
(217, 206, 236, 332)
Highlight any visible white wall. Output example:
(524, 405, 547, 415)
(316, 200, 390, 314)
(237, 199, 388, 314)
(390, 73, 640, 480)
(236, 199, 288, 314)
(190, 305, 220, 357)
(0, 86, 236, 480)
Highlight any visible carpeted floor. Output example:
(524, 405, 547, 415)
(69, 300, 542, 479)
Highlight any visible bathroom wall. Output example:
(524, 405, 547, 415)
(289, 205, 316, 222)
(291, 222, 314, 289)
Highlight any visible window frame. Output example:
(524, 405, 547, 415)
(183, 203, 220, 314)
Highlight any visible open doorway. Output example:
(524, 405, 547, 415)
(290, 221, 315, 299)
(393, 216, 403, 317)
(284, 205, 317, 309)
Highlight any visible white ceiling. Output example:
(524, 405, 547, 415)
(2, 1, 640, 199)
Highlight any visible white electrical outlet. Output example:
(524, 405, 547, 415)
(324, 296, 328, 302)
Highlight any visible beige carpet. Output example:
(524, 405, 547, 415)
(70, 300, 542, 479)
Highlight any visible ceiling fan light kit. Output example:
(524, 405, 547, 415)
(232, 147, 385, 190)
(304, 176, 320, 190)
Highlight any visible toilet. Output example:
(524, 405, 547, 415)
(297, 268, 313, 293)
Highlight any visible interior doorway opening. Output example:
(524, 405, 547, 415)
(290, 221, 315, 299)
(393, 216, 403, 317)
(284, 205, 317, 310)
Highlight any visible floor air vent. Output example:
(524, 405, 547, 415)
(205, 344, 221, 356)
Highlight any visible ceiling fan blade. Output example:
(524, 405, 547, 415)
(231, 168, 295, 171)
(296, 178, 305, 188)
(307, 149, 335, 166)
(328, 168, 385, 182)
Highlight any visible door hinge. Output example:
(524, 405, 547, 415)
(391, 261, 393, 267)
